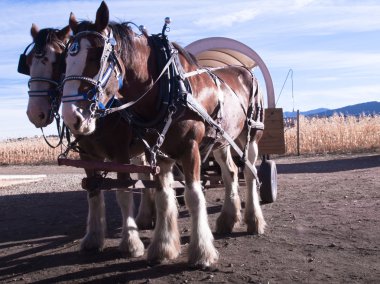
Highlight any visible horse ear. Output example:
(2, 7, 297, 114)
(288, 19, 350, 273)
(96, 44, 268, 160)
(69, 12, 79, 34)
(31, 23, 39, 40)
(58, 25, 71, 40)
(95, 1, 109, 32)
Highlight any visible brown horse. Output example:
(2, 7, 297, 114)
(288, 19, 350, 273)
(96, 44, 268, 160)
(62, 1, 266, 267)
(21, 23, 155, 256)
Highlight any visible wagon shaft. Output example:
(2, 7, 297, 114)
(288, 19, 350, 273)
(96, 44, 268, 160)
(57, 158, 160, 175)
(82, 177, 158, 191)
(82, 176, 186, 192)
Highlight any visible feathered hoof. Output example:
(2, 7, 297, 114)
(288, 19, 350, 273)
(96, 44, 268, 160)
(245, 217, 266, 235)
(147, 239, 181, 264)
(215, 212, 241, 234)
(80, 233, 104, 252)
(119, 237, 145, 257)
(187, 245, 219, 268)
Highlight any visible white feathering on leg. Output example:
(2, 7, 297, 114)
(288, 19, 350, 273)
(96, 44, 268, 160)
(185, 181, 219, 267)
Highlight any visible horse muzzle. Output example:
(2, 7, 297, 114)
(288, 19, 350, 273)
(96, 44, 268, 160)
(62, 103, 96, 135)
(26, 100, 54, 128)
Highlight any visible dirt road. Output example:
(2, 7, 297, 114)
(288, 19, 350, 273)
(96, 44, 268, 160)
(0, 153, 379, 283)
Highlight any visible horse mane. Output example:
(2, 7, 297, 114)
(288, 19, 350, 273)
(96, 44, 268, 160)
(74, 20, 198, 71)
(109, 22, 135, 67)
(75, 20, 135, 67)
(34, 28, 62, 54)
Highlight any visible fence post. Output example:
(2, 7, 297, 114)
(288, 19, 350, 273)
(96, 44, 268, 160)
(297, 109, 300, 156)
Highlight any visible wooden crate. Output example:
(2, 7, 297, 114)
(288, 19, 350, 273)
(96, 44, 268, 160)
(258, 108, 285, 154)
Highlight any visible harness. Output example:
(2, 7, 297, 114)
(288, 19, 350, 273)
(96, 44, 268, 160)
(61, 24, 264, 184)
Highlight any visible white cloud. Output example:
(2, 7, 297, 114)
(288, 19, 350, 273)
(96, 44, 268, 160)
(194, 9, 259, 29)
(265, 50, 380, 71)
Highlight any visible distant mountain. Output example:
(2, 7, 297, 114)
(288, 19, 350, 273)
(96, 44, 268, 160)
(284, 101, 380, 117)
(284, 108, 329, 117)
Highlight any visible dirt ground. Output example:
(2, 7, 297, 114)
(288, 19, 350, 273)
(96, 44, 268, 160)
(0, 153, 379, 283)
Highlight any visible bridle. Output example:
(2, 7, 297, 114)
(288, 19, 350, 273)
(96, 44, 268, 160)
(18, 36, 68, 147)
(19, 40, 66, 117)
(61, 29, 123, 119)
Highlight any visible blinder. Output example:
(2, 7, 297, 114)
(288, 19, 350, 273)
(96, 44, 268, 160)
(18, 42, 34, 75)
(18, 42, 66, 76)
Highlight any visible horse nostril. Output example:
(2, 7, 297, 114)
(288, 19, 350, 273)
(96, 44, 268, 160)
(38, 112, 45, 120)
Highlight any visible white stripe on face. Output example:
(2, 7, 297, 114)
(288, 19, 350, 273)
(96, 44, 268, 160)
(29, 45, 55, 90)
(63, 38, 91, 98)
(62, 38, 91, 127)
(27, 45, 56, 127)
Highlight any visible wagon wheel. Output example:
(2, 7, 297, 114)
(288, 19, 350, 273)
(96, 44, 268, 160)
(258, 155, 278, 204)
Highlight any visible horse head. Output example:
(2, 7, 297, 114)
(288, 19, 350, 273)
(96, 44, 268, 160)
(21, 24, 70, 128)
(62, 1, 158, 135)
(62, 2, 125, 135)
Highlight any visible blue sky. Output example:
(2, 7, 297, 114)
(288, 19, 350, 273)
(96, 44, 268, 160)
(0, 0, 379, 140)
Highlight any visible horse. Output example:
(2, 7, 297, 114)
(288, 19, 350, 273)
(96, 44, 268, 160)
(62, 1, 266, 267)
(21, 23, 156, 257)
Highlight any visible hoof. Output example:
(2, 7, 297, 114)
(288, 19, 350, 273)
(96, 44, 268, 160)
(245, 216, 266, 235)
(119, 237, 145, 257)
(80, 233, 104, 252)
(188, 244, 219, 268)
(215, 211, 241, 234)
(147, 239, 181, 263)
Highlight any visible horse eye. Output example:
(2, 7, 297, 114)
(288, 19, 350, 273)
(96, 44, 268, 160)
(69, 41, 80, 56)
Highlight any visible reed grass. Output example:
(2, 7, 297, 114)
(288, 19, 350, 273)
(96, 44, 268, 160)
(0, 114, 379, 165)
(285, 114, 380, 155)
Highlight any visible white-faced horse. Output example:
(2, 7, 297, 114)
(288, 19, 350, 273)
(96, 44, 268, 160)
(20, 23, 155, 257)
(62, 1, 266, 267)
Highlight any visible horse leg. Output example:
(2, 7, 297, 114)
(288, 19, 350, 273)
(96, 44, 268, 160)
(241, 140, 266, 234)
(136, 188, 155, 230)
(116, 172, 145, 257)
(80, 169, 106, 251)
(183, 140, 219, 267)
(147, 158, 181, 263)
(132, 155, 155, 230)
(213, 146, 241, 234)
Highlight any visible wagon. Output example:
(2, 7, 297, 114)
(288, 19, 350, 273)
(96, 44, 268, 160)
(58, 37, 285, 205)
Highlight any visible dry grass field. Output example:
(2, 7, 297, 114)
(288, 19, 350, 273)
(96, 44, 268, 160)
(0, 137, 77, 165)
(284, 114, 380, 155)
(0, 114, 379, 165)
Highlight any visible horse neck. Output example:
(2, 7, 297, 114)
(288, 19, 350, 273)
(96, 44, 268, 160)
(120, 36, 160, 113)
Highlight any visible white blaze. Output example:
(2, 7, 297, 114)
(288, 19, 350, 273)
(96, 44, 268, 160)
(62, 38, 91, 130)
(27, 45, 56, 127)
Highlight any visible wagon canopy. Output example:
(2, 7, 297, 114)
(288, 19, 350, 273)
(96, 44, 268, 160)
(185, 37, 275, 108)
